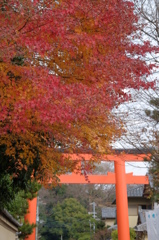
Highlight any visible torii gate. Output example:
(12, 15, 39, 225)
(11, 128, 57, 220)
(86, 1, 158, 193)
(25, 151, 150, 240)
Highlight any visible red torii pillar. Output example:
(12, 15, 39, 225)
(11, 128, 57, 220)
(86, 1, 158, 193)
(25, 153, 149, 240)
(24, 198, 37, 240)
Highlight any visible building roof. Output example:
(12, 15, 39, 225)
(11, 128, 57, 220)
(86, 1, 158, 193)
(0, 209, 22, 228)
(127, 185, 145, 197)
(102, 207, 116, 219)
(112, 185, 145, 204)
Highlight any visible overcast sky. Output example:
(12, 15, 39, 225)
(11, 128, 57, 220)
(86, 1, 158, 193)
(125, 161, 149, 176)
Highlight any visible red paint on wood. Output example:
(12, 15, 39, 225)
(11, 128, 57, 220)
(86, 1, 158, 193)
(59, 172, 149, 184)
(115, 159, 130, 240)
(24, 198, 37, 240)
(25, 153, 149, 240)
(62, 153, 150, 162)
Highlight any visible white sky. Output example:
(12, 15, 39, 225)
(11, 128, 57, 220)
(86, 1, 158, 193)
(125, 161, 149, 176)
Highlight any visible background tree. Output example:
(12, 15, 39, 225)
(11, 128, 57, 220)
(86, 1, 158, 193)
(0, 174, 14, 209)
(111, 228, 136, 240)
(116, 0, 159, 194)
(93, 228, 111, 240)
(144, 98, 159, 200)
(111, 0, 159, 177)
(40, 198, 96, 240)
(39, 183, 115, 220)
(133, 0, 159, 45)
(133, 1, 159, 189)
(38, 162, 115, 224)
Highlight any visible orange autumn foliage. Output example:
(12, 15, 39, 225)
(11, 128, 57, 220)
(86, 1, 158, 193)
(0, 0, 157, 184)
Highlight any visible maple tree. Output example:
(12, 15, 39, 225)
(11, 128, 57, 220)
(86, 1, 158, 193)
(0, 0, 158, 184)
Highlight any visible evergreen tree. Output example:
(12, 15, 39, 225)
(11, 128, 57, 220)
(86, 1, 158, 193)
(40, 198, 96, 240)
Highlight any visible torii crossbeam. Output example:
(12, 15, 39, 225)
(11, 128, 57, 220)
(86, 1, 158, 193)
(25, 151, 150, 240)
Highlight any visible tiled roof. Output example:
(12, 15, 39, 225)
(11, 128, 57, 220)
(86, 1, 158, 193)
(112, 185, 145, 204)
(102, 207, 116, 219)
(0, 209, 22, 227)
(127, 185, 144, 197)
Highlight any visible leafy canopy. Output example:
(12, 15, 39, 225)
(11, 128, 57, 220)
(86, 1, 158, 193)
(40, 198, 96, 240)
(111, 228, 136, 240)
(0, 0, 158, 184)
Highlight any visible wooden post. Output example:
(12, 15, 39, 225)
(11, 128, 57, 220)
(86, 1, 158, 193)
(115, 159, 130, 240)
(24, 197, 37, 240)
